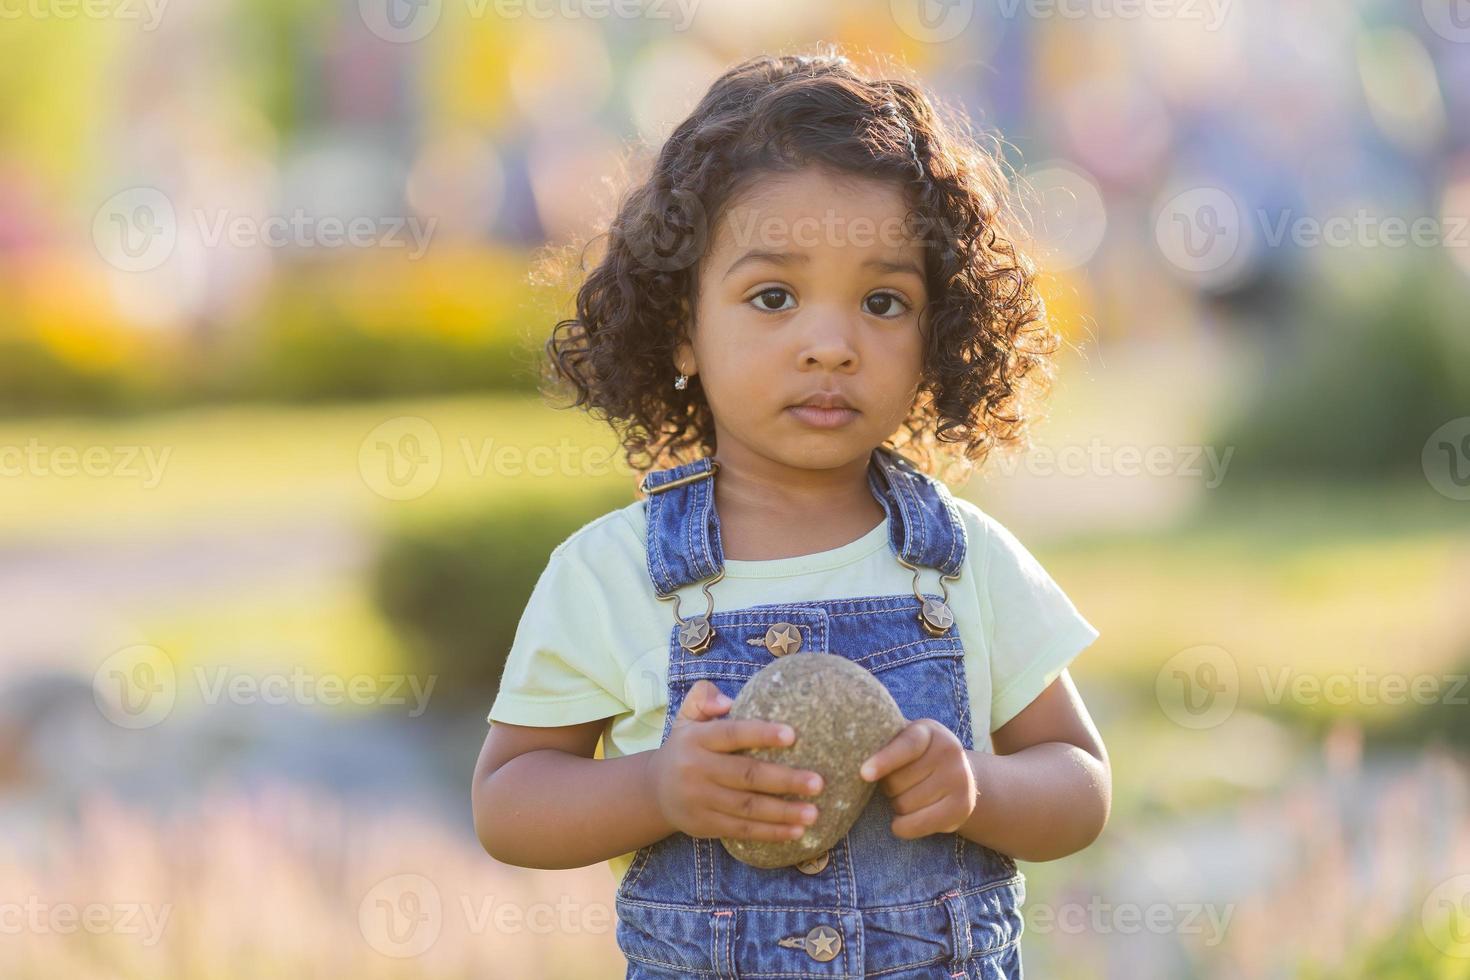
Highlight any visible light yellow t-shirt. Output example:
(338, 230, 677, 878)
(487, 493, 1100, 884)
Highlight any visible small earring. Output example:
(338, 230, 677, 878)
(674, 373, 689, 390)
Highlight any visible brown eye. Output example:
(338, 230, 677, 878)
(864, 291, 909, 318)
(750, 287, 794, 312)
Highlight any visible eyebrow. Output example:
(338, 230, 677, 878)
(721, 249, 924, 282)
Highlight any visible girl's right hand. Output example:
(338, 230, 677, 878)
(648, 679, 825, 842)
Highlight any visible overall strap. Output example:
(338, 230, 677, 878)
(866, 445, 968, 578)
(640, 455, 724, 597)
(640, 446, 967, 595)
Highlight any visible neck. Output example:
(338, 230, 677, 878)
(708, 444, 887, 560)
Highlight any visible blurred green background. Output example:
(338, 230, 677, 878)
(2, 1, 1469, 977)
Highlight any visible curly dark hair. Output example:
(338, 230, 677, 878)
(535, 44, 1062, 482)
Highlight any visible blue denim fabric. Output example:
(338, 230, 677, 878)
(619, 446, 1025, 979)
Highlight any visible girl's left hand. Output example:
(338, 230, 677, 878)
(859, 718, 977, 839)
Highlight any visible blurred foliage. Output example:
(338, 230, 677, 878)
(1300, 909, 1470, 980)
(1215, 262, 1470, 479)
(371, 487, 632, 714)
(0, 247, 557, 416)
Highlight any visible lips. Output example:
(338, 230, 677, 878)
(791, 393, 855, 411)
(787, 392, 860, 429)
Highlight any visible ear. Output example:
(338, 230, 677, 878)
(674, 340, 695, 377)
(673, 309, 696, 376)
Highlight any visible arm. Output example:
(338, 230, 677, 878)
(473, 681, 827, 870)
(471, 717, 671, 870)
(959, 668, 1110, 861)
(859, 669, 1110, 863)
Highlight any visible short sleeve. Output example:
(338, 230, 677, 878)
(486, 547, 630, 727)
(981, 516, 1100, 733)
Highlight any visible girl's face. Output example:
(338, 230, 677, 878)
(677, 166, 929, 474)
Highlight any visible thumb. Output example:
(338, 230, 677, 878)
(675, 680, 733, 724)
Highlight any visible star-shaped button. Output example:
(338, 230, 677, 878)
(804, 925, 842, 961)
(678, 617, 712, 652)
(919, 598, 954, 634)
(763, 622, 802, 657)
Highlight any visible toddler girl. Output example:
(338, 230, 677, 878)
(473, 48, 1110, 979)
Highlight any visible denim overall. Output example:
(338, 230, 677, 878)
(615, 445, 1026, 979)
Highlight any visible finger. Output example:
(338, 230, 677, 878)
(675, 680, 733, 724)
(890, 799, 964, 839)
(704, 814, 810, 843)
(876, 755, 937, 799)
(705, 785, 819, 829)
(707, 752, 825, 797)
(889, 769, 949, 816)
(860, 723, 932, 783)
(698, 718, 797, 754)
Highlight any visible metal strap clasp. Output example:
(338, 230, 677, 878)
(639, 460, 720, 496)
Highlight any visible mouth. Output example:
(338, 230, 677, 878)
(786, 394, 860, 429)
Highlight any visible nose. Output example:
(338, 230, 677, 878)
(795, 306, 859, 373)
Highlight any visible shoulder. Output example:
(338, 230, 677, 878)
(543, 498, 649, 579)
(946, 494, 1002, 569)
(946, 494, 1055, 591)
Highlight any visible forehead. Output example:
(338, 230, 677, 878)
(707, 167, 924, 258)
